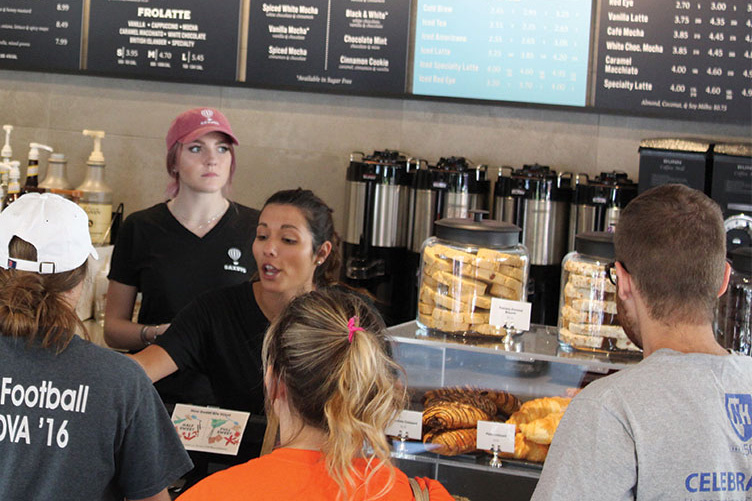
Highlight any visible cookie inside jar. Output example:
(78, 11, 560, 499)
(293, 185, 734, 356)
(416, 213, 528, 337)
(557, 232, 641, 355)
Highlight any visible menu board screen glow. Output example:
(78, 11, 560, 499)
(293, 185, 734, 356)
(412, 0, 593, 106)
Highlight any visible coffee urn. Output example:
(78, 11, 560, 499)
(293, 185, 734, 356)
(342, 150, 413, 325)
(442, 157, 490, 219)
(493, 164, 573, 325)
(567, 171, 638, 251)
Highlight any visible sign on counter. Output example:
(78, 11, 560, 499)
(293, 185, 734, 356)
(385, 410, 423, 440)
(489, 298, 532, 332)
(593, 0, 752, 123)
(477, 420, 516, 453)
(86, 0, 240, 83)
(0, 0, 83, 71)
(411, 0, 593, 106)
(171, 403, 250, 456)
(245, 0, 410, 93)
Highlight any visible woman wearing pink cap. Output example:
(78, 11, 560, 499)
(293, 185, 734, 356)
(104, 108, 259, 407)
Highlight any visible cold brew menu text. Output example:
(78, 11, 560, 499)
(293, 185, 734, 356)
(0, 0, 83, 71)
(86, 0, 240, 83)
(594, 0, 752, 122)
(245, 0, 410, 93)
(412, 0, 593, 107)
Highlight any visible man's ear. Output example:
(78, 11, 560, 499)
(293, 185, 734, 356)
(615, 261, 633, 300)
(718, 261, 732, 298)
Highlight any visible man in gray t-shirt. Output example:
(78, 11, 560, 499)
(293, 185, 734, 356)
(533, 184, 752, 501)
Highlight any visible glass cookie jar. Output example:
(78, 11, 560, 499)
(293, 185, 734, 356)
(716, 247, 752, 355)
(558, 232, 641, 354)
(417, 212, 528, 337)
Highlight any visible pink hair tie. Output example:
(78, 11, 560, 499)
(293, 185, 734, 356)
(347, 316, 364, 343)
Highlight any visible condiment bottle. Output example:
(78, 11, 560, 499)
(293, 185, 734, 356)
(39, 153, 73, 192)
(76, 130, 113, 245)
(3, 161, 21, 209)
(24, 143, 53, 193)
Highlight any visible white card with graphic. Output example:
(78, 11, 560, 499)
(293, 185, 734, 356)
(171, 404, 250, 456)
(385, 410, 423, 440)
(476, 420, 516, 453)
(489, 298, 532, 332)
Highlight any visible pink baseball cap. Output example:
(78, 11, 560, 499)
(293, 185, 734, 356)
(165, 107, 238, 150)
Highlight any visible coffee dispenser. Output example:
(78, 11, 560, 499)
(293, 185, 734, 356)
(342, 150, 413, 325)
(493, 164, 573, 325)
(567, 171, 638, 251)
(442, 157, 490, 219)
(711, 142, 752, 255)
(638, 138, 713, 194)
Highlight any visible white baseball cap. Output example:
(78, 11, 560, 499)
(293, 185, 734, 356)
(0, 193, 98, 274)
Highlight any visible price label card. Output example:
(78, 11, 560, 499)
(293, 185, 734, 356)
(476, 420, 516, 453)
(489, 298, 532, 332)
(171, 404, 250, 456)
(385, 410, 423, 440)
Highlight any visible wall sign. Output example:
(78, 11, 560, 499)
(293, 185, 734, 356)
(593, 0, 752, 122)
(245, 0, 410, 93)
(0, 0, 83, 71)
(87, 0, 240, 83)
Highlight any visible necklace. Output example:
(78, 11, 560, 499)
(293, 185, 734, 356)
(170, 200, 228, 230)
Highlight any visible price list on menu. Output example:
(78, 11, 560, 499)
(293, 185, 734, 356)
(594, 0, 752, 123)
(0, 0, 83, 71)
(245, 0, 410, 93)
(411, 0, 593, 106)
(86, 0, 240, 83)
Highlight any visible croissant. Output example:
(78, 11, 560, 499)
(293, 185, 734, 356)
(499, 432, 550, 463)
(423, 428, 477, 456)
(423, 393, 497, 418)
(507, 397, 570, 429)
(519, 411, 564, 445)
(423, 386, 521, 417)
(423, 401, 493, 430)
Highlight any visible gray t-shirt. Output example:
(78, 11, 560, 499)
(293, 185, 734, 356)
(532, 349, 752, 501)
(0, 335, 193, 500)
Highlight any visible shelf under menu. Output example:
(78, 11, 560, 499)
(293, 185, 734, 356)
(411, 0, 593, 107)
(593, 0, 752, 122)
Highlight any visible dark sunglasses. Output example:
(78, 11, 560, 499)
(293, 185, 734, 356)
(605, 261, 628, 286)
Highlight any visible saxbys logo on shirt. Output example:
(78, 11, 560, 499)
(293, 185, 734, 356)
(200, 109, 220, 126)
(726, 394, 752, 441)
(224, 247, 247, 274)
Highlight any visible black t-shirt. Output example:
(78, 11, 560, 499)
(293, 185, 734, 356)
(109, 202, 260, 324)
(156, 281, 268, 462)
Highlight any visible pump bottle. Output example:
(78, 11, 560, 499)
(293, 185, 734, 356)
(24, 143, 53, 193)
(1, 125, 14, 209)
(39, 153, 73, 192)
(76, 130, 113, 245)
(3, 161, 21, 209)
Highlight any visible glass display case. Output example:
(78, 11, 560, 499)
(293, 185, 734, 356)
(388, 320, 639, 501)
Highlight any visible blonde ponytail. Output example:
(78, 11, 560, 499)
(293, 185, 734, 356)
(263, 288, 407, 500)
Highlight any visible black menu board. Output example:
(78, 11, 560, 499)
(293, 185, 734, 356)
(0, 0, 83, 71)
(245, 0, 409, 93)
(87, 0, 240, 83)
(594, 0, 752, 123)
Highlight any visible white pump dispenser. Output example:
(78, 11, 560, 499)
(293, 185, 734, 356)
(4, 161, 21, 209)
(25, 143, 53, 191)
(77, 130, 113, 245)
(1, 125, 13, 162)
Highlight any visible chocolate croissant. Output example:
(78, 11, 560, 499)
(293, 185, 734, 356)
(423, 428, 477, 456)
(423, 392, 498, 418)
(423, 401, 493, 430)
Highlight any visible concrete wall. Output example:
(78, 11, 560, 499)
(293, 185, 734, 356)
(1, 69, 749, 235)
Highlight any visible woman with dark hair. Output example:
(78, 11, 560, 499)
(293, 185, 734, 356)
(0, 193, 191, 501)
(178, 288, 454, 500)
(132, 188, 340, 465)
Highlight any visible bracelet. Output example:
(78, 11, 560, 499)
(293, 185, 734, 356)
(140, 324, 154, 346)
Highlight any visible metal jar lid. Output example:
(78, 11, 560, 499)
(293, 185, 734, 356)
(574, 231, 615, 259)
(435, 211, 521, 248)
(731, 247, 752, 275)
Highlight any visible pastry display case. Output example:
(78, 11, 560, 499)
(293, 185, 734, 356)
(387, 321, 639, 501)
